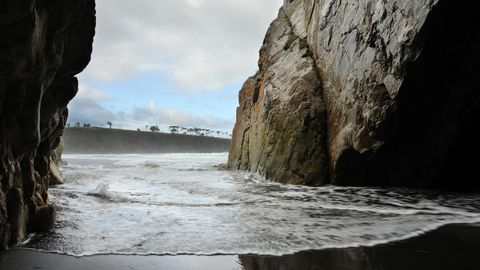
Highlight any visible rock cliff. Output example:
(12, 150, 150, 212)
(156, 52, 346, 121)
(229, 0, 480, 188)
(0, 0, 95, 248)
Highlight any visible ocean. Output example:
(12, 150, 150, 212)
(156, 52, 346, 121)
(22, 153, 480, 256)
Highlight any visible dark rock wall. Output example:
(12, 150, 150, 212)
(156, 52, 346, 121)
(229, 0, 480, 189)
(330, 0, 480, 188)
(0, 0, 95, 248)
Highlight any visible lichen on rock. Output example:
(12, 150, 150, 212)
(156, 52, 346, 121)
(0, 0, 95, 249)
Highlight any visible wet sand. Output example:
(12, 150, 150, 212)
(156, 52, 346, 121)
(1, 223, 479, 270)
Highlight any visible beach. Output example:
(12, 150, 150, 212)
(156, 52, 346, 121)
(2, 223, 479, 270)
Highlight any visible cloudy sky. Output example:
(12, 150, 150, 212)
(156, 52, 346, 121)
(70, 0, 283, 133)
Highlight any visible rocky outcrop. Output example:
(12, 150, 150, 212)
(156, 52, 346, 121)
(49, 137, 64, 185)
(229, 0, 480, 189)
(0, 0, 95, 248)
(51, 136, 64, 165)
(228, 5, 328, 185)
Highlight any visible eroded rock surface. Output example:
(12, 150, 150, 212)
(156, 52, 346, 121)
(0, 0, 95, 248)
(229, 0, 480, 188)
(228, 4, 328, 185)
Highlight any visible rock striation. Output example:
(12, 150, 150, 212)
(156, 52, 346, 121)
(0, 0, 95, 248)
(229, 0, 480, 189)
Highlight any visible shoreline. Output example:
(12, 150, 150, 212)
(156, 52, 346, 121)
(1, 223, 479, 270)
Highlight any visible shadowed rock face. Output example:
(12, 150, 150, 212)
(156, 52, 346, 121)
(0, 0, 95, 249)
(229, 0, 480, 188)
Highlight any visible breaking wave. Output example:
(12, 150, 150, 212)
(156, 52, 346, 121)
(22, 153, 480, 256)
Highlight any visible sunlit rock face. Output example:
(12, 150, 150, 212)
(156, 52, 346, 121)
(228, 3, 328, 185)
(229, 0, 480, 188)
(0, 0, 95, 248)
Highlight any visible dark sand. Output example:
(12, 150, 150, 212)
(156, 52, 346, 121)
(1, 223, 479, 270)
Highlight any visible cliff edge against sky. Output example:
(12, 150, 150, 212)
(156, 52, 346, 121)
(0, 0, 95, 248)
(229, 0, 480, 188)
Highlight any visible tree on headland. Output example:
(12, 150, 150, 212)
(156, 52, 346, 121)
(107, 121, 112, 128)
(193, 127, 200, 136)
(83, 123, 91, 128)
(134, 124, 231, 138)
(169, 126, 178, 134)
(75, 122, 80, 128)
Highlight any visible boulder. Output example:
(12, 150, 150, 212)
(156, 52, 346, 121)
(48, 159, 64, 186)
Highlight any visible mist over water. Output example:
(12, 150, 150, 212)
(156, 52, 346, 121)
(23, 153, 480, 256)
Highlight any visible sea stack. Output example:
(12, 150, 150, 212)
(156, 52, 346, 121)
(228, 0, 480, 189)
(0, 0, 95, 248)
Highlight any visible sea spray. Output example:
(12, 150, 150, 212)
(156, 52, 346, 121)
(23, 153, 480, 256)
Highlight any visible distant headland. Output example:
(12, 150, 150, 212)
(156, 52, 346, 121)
(63, 127, 230, 154)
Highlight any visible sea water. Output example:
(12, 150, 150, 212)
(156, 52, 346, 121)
(23, 153, 480, 256)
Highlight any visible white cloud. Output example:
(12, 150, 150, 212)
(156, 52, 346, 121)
(68, 99, 234, 132)
(77, 84, 115, 102)
(70, 1, 283, 131)
(68, 98, 118, 127)
(186, 0, 206, 8)
(83, 0, 283, 92)
(133, 101, 234, 130)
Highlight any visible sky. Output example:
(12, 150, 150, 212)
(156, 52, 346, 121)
(69, 0, 284, 133)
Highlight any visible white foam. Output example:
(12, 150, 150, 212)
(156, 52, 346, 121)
(22, 153, 480, 257)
